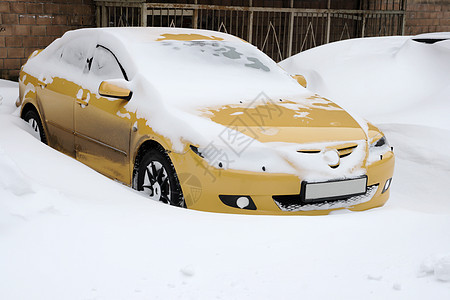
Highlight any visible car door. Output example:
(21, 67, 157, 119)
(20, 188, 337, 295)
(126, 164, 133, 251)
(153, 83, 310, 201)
(37, 38, 90, 157)
(74, 45, 132, 184)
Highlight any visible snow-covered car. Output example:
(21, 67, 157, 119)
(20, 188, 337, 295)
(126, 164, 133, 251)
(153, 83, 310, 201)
(279, 33, 450, 125)
(17, 27, 394, 215)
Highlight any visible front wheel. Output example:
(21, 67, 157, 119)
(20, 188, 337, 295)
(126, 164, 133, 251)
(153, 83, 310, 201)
(135, 148, 185, 208)
(23, 110, 47, 144)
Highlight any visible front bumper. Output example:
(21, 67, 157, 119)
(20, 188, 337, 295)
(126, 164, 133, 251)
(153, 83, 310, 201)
(172, 150, 395, 215)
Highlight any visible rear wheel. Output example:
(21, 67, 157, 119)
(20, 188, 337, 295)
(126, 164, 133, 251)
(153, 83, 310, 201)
(135, 148, 185, 208)
(23, 110, 47, 144)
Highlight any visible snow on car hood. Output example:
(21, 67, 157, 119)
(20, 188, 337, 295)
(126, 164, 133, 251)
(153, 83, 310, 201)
(203, 95, 366, 144)
(123, 74, 368, 182)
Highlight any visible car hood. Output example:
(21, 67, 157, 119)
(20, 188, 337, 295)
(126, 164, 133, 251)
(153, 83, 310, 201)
(127, 85, 370, 181)
(200, 95, 367, 144)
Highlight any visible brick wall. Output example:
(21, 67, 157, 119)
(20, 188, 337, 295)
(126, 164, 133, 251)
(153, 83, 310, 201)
(0, 0, 95, 80)
(405, 0, 450, 35)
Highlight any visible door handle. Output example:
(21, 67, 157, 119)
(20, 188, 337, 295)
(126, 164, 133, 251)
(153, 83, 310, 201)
(76, 100, 88, 107)
(39, 77, 49, 88)
(77, 92, 89, 107)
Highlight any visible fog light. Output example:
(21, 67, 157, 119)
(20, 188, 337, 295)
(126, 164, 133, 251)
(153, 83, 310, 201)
(219, 195, 257, 210)
(236, 197, 250, 208)
(382, 178, 392, 194)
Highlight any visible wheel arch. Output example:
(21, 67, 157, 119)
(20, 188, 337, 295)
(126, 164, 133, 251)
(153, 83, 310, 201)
(21, 102, 48, 145)
(21, 102, 49, 140)
(21, 102, 39, 119)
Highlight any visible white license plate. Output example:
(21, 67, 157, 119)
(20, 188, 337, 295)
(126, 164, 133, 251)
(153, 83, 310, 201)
(303, 177, 367, 202)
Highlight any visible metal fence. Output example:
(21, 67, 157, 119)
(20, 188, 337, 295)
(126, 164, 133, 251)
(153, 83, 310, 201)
(95, 0, 406, 62)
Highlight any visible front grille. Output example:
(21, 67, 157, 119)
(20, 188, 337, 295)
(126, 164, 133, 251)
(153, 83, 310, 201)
(297, 143, 358, 158)
(337, 144, 357, 158)
(273, 184, 379, 212)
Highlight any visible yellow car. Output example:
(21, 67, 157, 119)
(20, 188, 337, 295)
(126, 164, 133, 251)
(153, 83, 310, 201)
(18, 27, 394, 215)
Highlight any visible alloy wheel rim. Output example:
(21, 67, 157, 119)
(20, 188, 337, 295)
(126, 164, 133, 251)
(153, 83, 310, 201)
(142, 161, 171, 203)
(28, 118, 41, 140)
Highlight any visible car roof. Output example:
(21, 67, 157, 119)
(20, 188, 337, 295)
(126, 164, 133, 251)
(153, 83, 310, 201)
(63, 27, 244, 44)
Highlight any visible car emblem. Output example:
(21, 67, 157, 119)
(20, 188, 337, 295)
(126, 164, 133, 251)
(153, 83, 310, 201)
(323, 149, 340, 168)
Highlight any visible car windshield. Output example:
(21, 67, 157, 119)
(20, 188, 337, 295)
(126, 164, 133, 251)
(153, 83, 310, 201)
(129, 40, 305, 109)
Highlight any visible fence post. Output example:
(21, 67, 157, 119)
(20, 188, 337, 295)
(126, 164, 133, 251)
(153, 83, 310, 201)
(248, 0, 253, 43)
(401, 0, 407, 35)
(326, 0, 331, 43)
(193, 0, 198, 28)
(287, 0, 294, 57)
(96, 5, 100, 27)
(362, 14, 366, 37)
(101, 5, 107, 27)
(141, 3, 147, 27)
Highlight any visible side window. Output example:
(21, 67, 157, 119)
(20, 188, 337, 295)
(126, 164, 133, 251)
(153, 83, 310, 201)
(90, 46, 125, 80)
(60, 39, 89, 70)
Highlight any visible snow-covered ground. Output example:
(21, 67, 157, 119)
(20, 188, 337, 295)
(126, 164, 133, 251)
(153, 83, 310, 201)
(1, 34, 450, 299)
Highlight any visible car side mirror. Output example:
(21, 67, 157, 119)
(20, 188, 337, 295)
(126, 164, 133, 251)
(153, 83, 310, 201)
(292, 74, 307, 88)
(99, 79, 132, 100)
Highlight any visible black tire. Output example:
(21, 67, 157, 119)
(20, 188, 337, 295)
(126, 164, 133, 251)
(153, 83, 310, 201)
(23, 110, 47, 144)
(135, 148, 185, 208)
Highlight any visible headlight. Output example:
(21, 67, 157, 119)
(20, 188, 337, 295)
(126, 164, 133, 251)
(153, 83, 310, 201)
(189, 144, 233, 169)
(370, 135, 389, 149)
(368, 135, 391, 164)
(190, 145, 204, 158)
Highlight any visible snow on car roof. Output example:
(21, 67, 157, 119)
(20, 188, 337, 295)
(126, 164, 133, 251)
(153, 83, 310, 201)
(80, 27, 308, 110)
(64, 26, 245, 44)
(412, 32, 450, 40)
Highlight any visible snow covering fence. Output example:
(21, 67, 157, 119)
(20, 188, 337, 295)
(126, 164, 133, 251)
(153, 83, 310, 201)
(94, 0, 406, 61)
